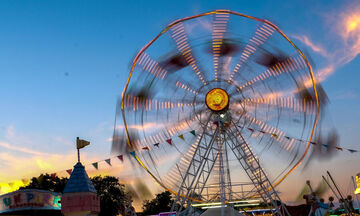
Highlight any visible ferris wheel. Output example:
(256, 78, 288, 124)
(117, 10, 320, 216)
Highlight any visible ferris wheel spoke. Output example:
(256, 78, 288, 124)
(238, 55, 307, 92)
(228, 23, 276, 83)
(241, 95, 316, 115)
(212, 11, 230, 81)
(122, 94, 197, 112)
(169, 22, 208, 86)
(136, 52, 199, 93)
(241, 112, 301, 153)
(175, 80, 198, 95)
(136, 52, 168, 80)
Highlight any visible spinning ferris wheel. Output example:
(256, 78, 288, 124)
(116, 10, 320, 216)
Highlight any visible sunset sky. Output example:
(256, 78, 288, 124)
(1, 0, 360, 208)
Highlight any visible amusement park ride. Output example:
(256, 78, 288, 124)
(115, 10, 321, 216)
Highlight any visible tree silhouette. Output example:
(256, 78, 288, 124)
(142, 191, 173, 215)
(20, 173, 68, 193)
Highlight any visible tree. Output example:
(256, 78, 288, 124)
(20, 174, 132, 216)
(91, 176, 132, 216)
(142, 191, 173, 215)
(20, 173, 68, 193)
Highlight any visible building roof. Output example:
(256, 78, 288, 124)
(63, 162, 97, 193)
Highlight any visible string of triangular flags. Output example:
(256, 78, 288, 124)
(0, 154, 125, 192)
(0, 130, 197, 191)
(128, 130, 197, 157)
(244, 126, 359, 153)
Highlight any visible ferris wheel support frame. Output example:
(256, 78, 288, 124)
(171, 119, 221, 212)
(225, 121, 290, 215)
(171, 112, 291, 216)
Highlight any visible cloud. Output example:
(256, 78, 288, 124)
(337, 5, 360, 64)
(333, 90, 358, 100)
(292, 35, 330, 58)
(115, 122, 162, 131)
(0, 141, 49, 156)
(293, 3, 360, 85)
(0, 150, 119, 194)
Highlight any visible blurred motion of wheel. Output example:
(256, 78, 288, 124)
(118, 10, 320, 216)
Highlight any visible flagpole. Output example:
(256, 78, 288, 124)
(77, 137, 80, 163)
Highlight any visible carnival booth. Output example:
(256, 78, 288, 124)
(0, 189, 62, 216)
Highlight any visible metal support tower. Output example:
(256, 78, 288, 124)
(171, 113, 290, 216)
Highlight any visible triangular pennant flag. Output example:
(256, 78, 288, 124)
(92, 162, 99, 170)
(130, 151, 136, 157)
(271, 133, 278, 138)
(178, 134, 185, 141)
(66, 169, 72, 175)
(154, 143, 160, 147)
(117, 155, 123, 162)
(166, 139, 172, 145)
(247, 128, 254, 132)
(310, 141, 316, 145)
(190, 130, 196, 136)
(142, 146, 150, 150)
(213, 121, 219, 126)
(322, 144, 329, 148)
(335, 147, 343, 151)
(51, 173, 57, 180)
(348, 149, 357, 153)
(259, 130, 266, 134)
(105, 159, 111, 166)
(285, 136, 291, 140)
(21, 179, 29, 185)
(8, 182, 14, 188)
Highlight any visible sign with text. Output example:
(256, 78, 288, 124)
(0, 189, 61, 213)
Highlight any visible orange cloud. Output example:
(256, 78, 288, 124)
(338, 7, 360, 64)
(293, 3, 360, 86)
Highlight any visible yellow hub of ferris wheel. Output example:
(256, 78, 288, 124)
(205, 88, 229, 112)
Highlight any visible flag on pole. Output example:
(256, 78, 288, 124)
(66, 169, 72, 175)
(77, 137, 90, 149)
(348, 149, 357, 153)
(130, 151, 136, 158)
(105, 159, 111, 166)
(336, 147, 343, 151)
(271, 133, 278, 138)
(117, 155, 123, 162)
(247, 128, 254, 132)
(92, 162, 99, 170)
(178, 134, 185, 141)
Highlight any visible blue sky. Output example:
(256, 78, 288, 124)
(0, 0, 360, 205)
